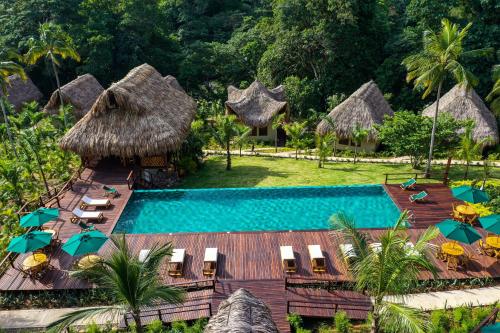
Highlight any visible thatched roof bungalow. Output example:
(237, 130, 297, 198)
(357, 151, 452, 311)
(60, 64, 196, 167)
(225, 80, 288, 144)
(164, 75, 184, 92)
(422, 84, 499, 147)
(44, 74, 104, 119)
(204, 289, 278, 333)
(0, 75, 43, 111)
(316, 80, 394, 152)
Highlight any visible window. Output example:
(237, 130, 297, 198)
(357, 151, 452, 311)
(258, 126, 268, 136)
(251, 127, 258, 136)
(338, 138, 350, 145)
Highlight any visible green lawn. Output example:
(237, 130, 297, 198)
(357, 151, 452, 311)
(179, 156, 496, 188)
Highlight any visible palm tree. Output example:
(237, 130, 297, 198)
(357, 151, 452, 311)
(233, 123, 252, 157)
(402, 18, 489, 177)
(211, 114, 239, 170)
(19, 128, 52, 197)
(283, 121, 308, 159)
(49, 235, 185, 333)
(25, 22, 80, 128)
(455, 121, 489, 179)
(0, 160, 25, 205)
(486, 62, 500, 115)
(351, 124, 369, 164)
(330, 211, 439, 333)
(316, 132, 335, 168)
(0, 49, 26, 159)
(272, 113, 286, 152)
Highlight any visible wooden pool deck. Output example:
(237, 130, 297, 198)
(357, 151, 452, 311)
(0, 167, 498, 331)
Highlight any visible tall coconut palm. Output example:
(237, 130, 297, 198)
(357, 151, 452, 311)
(283, 121, 308, 159)
(0, 50, 26, 159)
(455, 121, 489, 179)
(211, 114, 240, 170)
(351, 124, 369, 164)
(316, 132, 335, 168)
(19, 128, 52, 197)
(330, 211, 439, 333)
(49, 235, 185, 333)
(25, 22, 80, 128)
(486, 63, 500, 115)
(402, 18, 489, 177)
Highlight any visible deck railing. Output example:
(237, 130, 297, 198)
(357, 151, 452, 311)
(470, 308, 498, 333)
(383, 172, 449, 185)
(169, 278, 217, 292)
(286, 300, 373, 317)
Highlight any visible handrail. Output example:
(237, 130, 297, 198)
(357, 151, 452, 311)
(123, 302, 212, 327)
(470, 308, 498, 333)
(168, 278, 216, 291)
(384, 172, 448, 185)
(126, 170, 134, 190)
(287, 300, 373, 315)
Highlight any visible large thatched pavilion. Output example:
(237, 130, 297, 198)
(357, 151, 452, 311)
(422, 84, 499, 149)
(0, 74, 43, 111)
(317, 80, 394, 152)
(44, 74, 104, 119)
(60, 64, 196, 186)
(225, 80, 288, 145)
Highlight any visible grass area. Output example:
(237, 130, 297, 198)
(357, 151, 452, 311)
(179, 156, 497, 188)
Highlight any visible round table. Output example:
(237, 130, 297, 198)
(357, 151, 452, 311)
(77, 255, 101, 269)
(22, 253, 48, 270)
(456, 205, 476, 216)
(486, 236, 500, 249)
(441, 242, 464, 257)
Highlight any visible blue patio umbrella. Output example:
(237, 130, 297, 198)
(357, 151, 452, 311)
(20, 207, 59, 228)
(479, 215, 500, 234)
(451, 185, 489, 204)
(62, 231, 108, 257)
(437, 219, 482, 244)
(7, 231, 52, 253)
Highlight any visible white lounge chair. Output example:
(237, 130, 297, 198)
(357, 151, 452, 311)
(308, 245, 326, 273)
(404, 242, 419, 256)
(80, 195, 111, 209)
(168, 249, 185, 277)
(280, 246, 296, 273)
(340, 243, 357, 264)
(203, 247, 218, 276)
(71, 208, 103, 223)
(138, 249, 150, 263)
(369, 242, 382, 253)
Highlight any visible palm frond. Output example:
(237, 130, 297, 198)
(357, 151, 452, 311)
(378, 301, 431, 333)
(46, 305, 125, 333)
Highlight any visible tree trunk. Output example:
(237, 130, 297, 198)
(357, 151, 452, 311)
(132, 311, 143, 333)
(425, 81, 443, 178)
(226, 140, 231, 170)
(371, 313, 379, 333)
(464, 162, 469, 179)
(275, 130, 278, 153)
(295, 147, 298, 160)
(1, 99, 18, 160)
(443, 156, 452, 185)
(354, 145, 357, 164)
(32, 148, 51, 197)
(239, 146, 242, 157)
(50, 54, 66, 129)
(333, 140, 337, 157)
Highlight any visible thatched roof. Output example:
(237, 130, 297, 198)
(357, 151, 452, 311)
(0, 75, 42, 111)
(164, 75, 184, 92)
(44, 74, 104, 119)
(422, 84, 499, 145)
(317, 80, 394, 141)
(59, 64, 196, 158)
(204, 289, 278, 333)
(225, 80, 288, 128)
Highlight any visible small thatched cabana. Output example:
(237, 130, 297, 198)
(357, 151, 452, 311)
(204, 289, 278, 333)
(164, 75, 184, 92)
(225, 80, 288, 145)
(60, 64, 196, 176)
(0, 75, 42, 111)
(422, 84, 499, 148)
(317, 80, 394, 152)
(44, 74, 104, 119)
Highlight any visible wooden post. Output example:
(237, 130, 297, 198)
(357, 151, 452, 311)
(124, 314, 128, 327)
(157, 309, 162, 322)
(443, 156, 452, 185)
(384, 174, 388, 184)
(209, 303, 212, 316)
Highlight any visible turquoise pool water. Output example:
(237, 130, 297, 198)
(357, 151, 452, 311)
(113, 185, 400, 234)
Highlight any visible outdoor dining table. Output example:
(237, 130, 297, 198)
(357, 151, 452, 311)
(77, 255, 101, 269)
(441, 242, 464, 257)
(485, 236, 500, 249)
(22, 253, 48, 271)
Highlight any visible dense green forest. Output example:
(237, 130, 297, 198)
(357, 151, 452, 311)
(0, 0, 498, 119)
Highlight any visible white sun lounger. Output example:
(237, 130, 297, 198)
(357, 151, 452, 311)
(80, 195, 111, 209)
(340, 243, 357, 264)
(404, 242, 419, 256)
(168, 249, 185, 277)
(71, 208, 103, 223)
(308, 245, 326, 273)
(280, 246, 296, 273)
(203, 247, 218, 276)
(369, 242, 382, 253)
(139, 249, 150, 263)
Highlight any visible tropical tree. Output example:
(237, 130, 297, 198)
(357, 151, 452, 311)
(402, 18, 489, 177)
(272, 113, 286, 152)
(283, 121, 308, 159)
(233, 123, 251, 157)
(19, 128, 52, 197)
(0, 160, 25, 205)
(48, 235, 185, 333)
(486, 63, 500, 115)
(330, 211, 439, 333)
(211, 114, 239, 170)
(316, 132, 335, 168)
(25, 22, 80, 128)
(351, 124, 369, 164)
(455, 122, 489, 179)
(0, 49, 26, 159)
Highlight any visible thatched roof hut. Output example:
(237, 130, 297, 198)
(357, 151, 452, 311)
(0, 75, 43, 111)
(204, 289, 278, 333)
(422, 84, 499, 145)
(317, 80, 394, 141)
(164, 75, 184, 92)
(44, 74, 104, 119)
(59, 64, 196, 159)
(225, 80, 288, 128)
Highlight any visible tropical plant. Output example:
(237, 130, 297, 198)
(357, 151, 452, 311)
(330, 211, 439, 333)
(455, 122, 489, 179)
(210, 114, 240, 170)
(271, 113, 286, 153)
(334, 310, 352, 333)
(402, 18, 489, 177)
(19, 128, 52, 197)
(486, 62, 499, 115)
(351, 124, 369, 164)
(316, 132, 335, 168)
(0, 160, 25, 205)
(25, 22, 80, 128)
(233, 123, 252, 157)
(283, 121, 308, 159)
(48, 235, 185, 333)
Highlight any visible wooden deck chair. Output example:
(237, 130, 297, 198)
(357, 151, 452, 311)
(71, 208, 104, 223)
(478, 239, 495, 257)
(308, 245, 326, 273)
(203, 248, 218, 276)
(168, 249, 185, 277)
(340, 243, 357, 266)
(409, 191, 428, 203)
(447, 256, 459, 271)
(80, 195, 111, 209)
(280, 246, 296, 273)
(400, 178, 416, 190)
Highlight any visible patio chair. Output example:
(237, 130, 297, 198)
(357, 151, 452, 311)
(340, 243, 357, 265)
(138, 249, 150, 263)
(203, 247, 218, 276)
(409, 191, 428, 203)
(71, 208, 104, 224)
(369, 242, 382, 253)
(308, 245, 326, 273)
(102, 185, 119, 198)
(478, 240, 495, 257)
(400, 178, 416, 190)
(459, 251, 475, 270)
(80, 195, 111, 210)
(447, 256, 459, 271)
(78, 221, 96, 233)
(168, 249, 185, 277)
(404, 242, 420, 256)
(280, 246, 296, 274)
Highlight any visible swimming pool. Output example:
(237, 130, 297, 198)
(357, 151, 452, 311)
(113, 185, 400, 234)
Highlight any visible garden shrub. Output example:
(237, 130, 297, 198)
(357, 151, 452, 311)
(287, 313, 303, 329)
(147, 320, 165, 333)
(334, 310, 351, 333)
